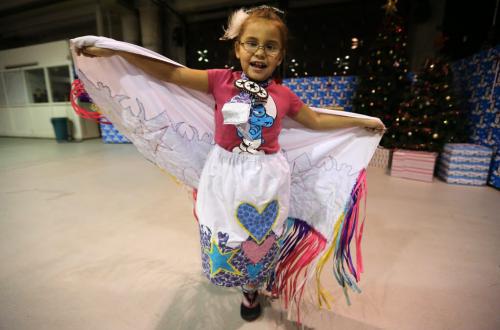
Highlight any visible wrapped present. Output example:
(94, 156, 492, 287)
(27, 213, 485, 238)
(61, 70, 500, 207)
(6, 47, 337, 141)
(489, 151, 500, 188)
(369, 146, 391, 169)
(437, 143, 493, 186)
(310, 97, 321, 107)
(452, 45, 499, 158)
(390, 149, 438, 182)
(305, 90, 316, 98)
(100, 122, 131, 144)
(283, 75, 359, 111)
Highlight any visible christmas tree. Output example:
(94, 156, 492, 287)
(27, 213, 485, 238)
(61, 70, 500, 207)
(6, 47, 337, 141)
(393, 57, 467, 151)
(353, 0, 410, 148)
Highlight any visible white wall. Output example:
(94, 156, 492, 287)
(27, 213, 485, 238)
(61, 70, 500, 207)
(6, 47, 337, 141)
(0, 40, 100, 140)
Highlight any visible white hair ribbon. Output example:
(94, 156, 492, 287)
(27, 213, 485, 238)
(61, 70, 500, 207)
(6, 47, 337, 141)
(219, 9, 249, 40)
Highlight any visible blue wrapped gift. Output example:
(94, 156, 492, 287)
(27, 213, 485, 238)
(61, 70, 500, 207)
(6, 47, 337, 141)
(305, 90, 316, 98)
(489, 151, 500, 188)
(100, 122, 131, 144)
(317, 90, 328, 97)
(438, 143, 493, 186)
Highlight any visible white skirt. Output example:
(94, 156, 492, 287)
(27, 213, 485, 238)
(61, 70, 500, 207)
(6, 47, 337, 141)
(196, 145, 290, 287)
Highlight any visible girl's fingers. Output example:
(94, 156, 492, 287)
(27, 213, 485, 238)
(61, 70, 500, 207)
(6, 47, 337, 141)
(365, 126, 386, 135)
(76, 46, 103, 58)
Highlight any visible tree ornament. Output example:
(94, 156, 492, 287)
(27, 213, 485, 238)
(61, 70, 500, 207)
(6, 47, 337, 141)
(382, 0, 399, 15)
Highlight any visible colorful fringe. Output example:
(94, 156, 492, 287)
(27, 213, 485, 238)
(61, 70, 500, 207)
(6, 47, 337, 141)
(70, 79, 111, 124)
(316, 169, 367, 307)
(271, 169, 368, 323)
(271, 218, 327, 323)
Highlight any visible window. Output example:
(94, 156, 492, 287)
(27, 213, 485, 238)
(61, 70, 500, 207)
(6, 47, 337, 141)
(4, 70, 28, 105)
(48, 66, 71, 102)
(25, 68, 48, 103)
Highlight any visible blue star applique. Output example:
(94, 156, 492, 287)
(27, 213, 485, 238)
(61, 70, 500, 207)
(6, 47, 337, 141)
(206, 239, 241, 277)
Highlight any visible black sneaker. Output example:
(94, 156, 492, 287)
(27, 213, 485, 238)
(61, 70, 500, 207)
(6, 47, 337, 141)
(240, 290, 261, 321)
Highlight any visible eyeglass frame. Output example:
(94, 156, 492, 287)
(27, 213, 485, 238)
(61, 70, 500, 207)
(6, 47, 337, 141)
(238, 40, 282, 57)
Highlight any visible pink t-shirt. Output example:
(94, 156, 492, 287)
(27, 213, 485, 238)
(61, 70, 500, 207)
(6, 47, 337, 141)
(207, 69, 304, 154)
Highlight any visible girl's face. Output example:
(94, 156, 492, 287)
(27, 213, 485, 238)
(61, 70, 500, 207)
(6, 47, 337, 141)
(235, 19, 283, 82)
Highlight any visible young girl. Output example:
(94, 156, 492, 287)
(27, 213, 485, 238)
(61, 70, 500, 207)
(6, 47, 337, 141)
(75, 5, 384, 322)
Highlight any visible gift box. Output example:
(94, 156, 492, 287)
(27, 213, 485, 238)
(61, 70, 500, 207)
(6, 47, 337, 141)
(100, 122, 131, 144)
(390, 149, 438, 182)
(437, 143, 493, 186)
(488, 151, 500, 188)
(452, 45, 499, 186)
(369, 146, 391, 169)
(283, 76, 358, 112)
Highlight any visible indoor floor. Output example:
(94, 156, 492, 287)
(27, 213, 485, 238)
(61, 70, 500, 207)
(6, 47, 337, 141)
(0, 137, 498, 330)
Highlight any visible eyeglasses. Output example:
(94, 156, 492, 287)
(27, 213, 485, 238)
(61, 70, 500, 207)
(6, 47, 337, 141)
(239, 41, 281, 57)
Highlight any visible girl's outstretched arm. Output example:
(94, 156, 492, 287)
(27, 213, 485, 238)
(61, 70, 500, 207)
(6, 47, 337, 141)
(292, 104, 386, 133)
(76, 46, 209, 93)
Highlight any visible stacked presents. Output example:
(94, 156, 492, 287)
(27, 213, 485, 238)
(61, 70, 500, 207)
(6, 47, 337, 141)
(437, 143, 493, 186)
(452, 45, 500, 188)
(383, 144, 494, 185)
(283, 76, 357, 111)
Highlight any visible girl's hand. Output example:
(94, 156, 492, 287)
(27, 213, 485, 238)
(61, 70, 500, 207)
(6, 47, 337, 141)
(362, 118, 386, 134)
(76, 46, 116, 58)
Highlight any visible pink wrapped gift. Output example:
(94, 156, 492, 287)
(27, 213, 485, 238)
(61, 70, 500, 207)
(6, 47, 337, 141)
(390, 149, 438, 182)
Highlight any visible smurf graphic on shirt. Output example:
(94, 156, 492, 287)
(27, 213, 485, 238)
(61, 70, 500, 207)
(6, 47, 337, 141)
(221, 78, 277, 154)
(233, 99, 276, 154)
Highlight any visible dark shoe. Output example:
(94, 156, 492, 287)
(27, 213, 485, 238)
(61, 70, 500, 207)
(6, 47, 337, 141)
(240, 290, 261, 321)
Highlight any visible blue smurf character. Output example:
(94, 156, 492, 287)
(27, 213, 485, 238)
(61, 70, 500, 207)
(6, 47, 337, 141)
(233, 103, 274, 154)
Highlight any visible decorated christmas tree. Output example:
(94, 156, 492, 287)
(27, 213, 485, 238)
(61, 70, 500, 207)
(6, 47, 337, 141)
(393, 57, 467, 151)
(353, 0, 410, 148)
